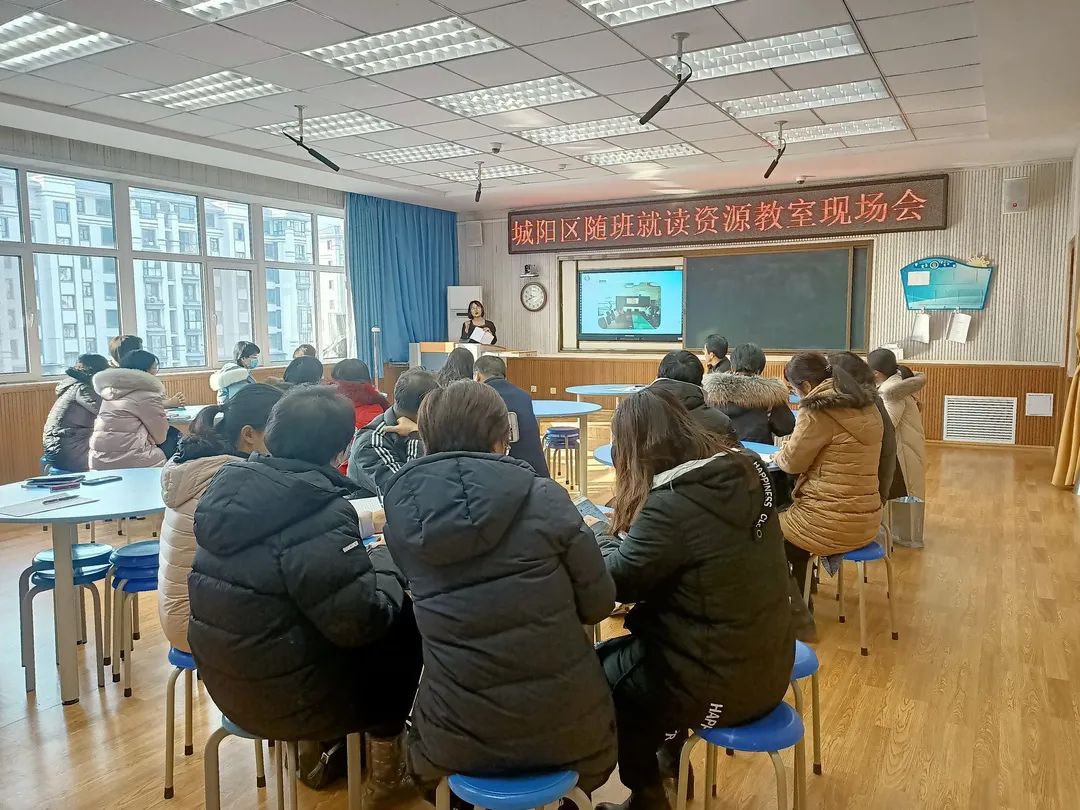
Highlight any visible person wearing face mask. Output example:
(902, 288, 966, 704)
(210, 341, 260, 404)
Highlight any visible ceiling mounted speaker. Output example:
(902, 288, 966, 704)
(465, 221, 483, 247)
(1002, 176, 1030, 213)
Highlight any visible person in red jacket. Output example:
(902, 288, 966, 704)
(332, 359, 389, 474)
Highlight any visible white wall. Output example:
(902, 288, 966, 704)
(459, 160, 1074, 364)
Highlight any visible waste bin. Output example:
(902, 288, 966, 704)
(888, 496, 924, 548)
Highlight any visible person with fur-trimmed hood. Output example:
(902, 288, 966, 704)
(702, 343, 795, 445)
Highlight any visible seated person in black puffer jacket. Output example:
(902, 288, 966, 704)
(702, 342, 795, 445)
(188, 386, 422, 807)
(382, 380, 618, 796)
(650, 350, 734, 439)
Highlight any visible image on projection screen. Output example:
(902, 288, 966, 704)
(577, 268, 683, 342)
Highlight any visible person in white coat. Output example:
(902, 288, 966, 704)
(157, 383, 282, 652)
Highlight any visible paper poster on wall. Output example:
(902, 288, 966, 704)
(946, 311, 972, 343)
(910, 311, 931, 344)
(900, 256, 994, 310)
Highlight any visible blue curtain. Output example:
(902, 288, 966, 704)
(346, 193, 458, 367)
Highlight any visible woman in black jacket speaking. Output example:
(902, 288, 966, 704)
(595, 388, 794, 810)
(383, 380, 617, 794)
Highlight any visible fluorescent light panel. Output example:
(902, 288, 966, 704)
(123, 71, 289, 110)
(436, 165, 541, 182)
(577, 0, 738, 26)
(662, 25, 864, 81)
(430, 76, 595, 117)
(582, 144, 701, 166)
(361, 143, 479, 164)
(0, 12, 130, 72)
(520, 116, 655, 145)
(759, 116, 906, 144)
(720, 79, 889, 118)
(151, 0, 288, 22)
(305, 17, 508, 76)
(257, 111, 398, 140)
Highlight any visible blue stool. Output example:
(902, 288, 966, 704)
(203, 716, 275, 810)
(20, 563, 110, 692)
(109, 541, 159, 697)
(164, 647, 198, 799)
(544, 427, 580, 486)
(437, 771, 590, 810)
(791, 641, 822, 776)
(836, 541, 897, 656)
(675, 703, 806, 810)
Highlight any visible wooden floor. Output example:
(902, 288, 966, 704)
(0, 439, 1077, 809)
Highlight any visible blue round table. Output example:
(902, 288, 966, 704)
(594, 440, 781, 468)
(567, 384, 646, 402)
(0, 468, 165, 704)
(533, 400, 601, 496)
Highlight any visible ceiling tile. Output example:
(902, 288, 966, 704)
(0, 74, 104, 106)
(196, 101, 288, 126)
(608, 86, 708, 113)
(87, 45, 218, 85)
(418, 119, 502, 140)
(876, 38, 980, 76)
(781, 137, 846, 155)
(886, 65, 982, 96)
(242, 90, 350, 117)
(359, 164, 421, 178)
(221, 3, 363, 50)
(813, 97, 902, 123)
(436, 0, 505, 11)
(571, 61, 674, 95)
(840, 129, 916, 147)
(715, 146, 775, 162)
(691, 72, 789, 102)
(152, 112, 240, 137)
(605, 130, 687, 149)
(334, 154, 386, 169)
(905, 105, 985, 128)
(371, 64, 480, 96)
(31, 62, 159, 94)
(458, 133, 534, 151)
(243, 54, 351, 89)
(913, 120, 988, 140)
(212, 129, 290, 149)
(496, 145, 563, 162)
(444, 49, 553, 85)
(847, 0, 968, 21)
(71, 96, 178, 122)
(538, 97, 628, 123)
(363, 128, 444, 146)
(151, 24, 288, 68)
(898, 86, 985, 113)
(524, 30, 640, 72)
(719, 0, 852, 39)
(548, 138, 618, 155)
(647, 104, 727, 129)
(559, 166, 617, 179)
(859, 4, 977, 51)
(307, 77, 411, 108)
(515, 172, 558, 184)
(694, 133, 768, 152)
(529, 156, 591, 171)
(473, 109, 564, 131)
(615, 9, 741, 57)
(465, 0, 602, 47)
(393, 160, 463, 175)
(366, 100, 460, 126)
(0, 3, 25, 23)
(606, 161, 666, 175)
(296, 0, 447, 32)
(667, 120, 747, 143)
(47, 0, 200, 39)
(661, 153, 724, 169)
(314, 135, 391, 153)
(442, 152, 511, 168)
(773, 54, 881, 90)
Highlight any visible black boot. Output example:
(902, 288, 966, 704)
(362, 733, 419, 809)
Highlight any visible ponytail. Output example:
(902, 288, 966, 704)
(827, 363, 867, 400)
(187, 384, 283, 454)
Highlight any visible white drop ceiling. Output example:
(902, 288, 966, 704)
(0, 0, 1077, 215)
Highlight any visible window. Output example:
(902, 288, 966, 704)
(78, 225, 91, 244)
(59, 266, 74, 282)
(130, 188, 200, 254)
(265, 268, 315, 363)
(212, 268, 253, 363)
(82, 282, 93, 298)
(317, 215, 345, 266)
(32, 254, 117, 375)
(319, 273, 350, 360)
(0, 167, 20, 242)
(134, 260, 206, 368)
(28, 174, 115, 248)
(76, 197, 85, 215)
(81, 256, 92, 270)
(204, 199, 251, 260)
(63, 324, 77, 338)
(263, 208, 313, 265)
(0, 256, 28, 373)
(103, 281, 117, 302)
(209, 237, 220, 254)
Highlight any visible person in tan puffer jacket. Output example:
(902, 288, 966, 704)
(775, 351, 883, 600)
(157, 384, 282, 651)
(868, 349, 927, 500)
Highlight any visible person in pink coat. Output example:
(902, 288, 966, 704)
(89, 350, 177, 470)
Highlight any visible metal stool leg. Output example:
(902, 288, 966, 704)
(132, 592, 141, 641)
(184, 670, 194, 755)
(768, 751, 788, 810)
(811, 672, 822, 775)
(273, 741, 285, 810)
(565, 787, 591, 810)
(795, 738, 807, 810)
(17, 566, 33, 668)
(122, 592, 134, 696)
(111, 588, 126, 683)
(22, 586, 44, 692)
(347, 733, 363, 810)
(164, 666, 181, 799)
(675, 734, 700, 810)
(837, 564, 846, 622)
(802, 557, 815, 609)
(76, 587, 87, 645)
(704, 742, 718, 810)
(284, 741, 299, 810)
(255, 740, 266, 789)
(884, 556, 899, 641)
(856, 561, 868, 656)
(103, 568, 112, 666)
(85, 583, 104, 688)
(203, 726, 231, 810)
(435, 778, 451, 810)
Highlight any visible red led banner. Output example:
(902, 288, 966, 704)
(507, 175, 948, 254)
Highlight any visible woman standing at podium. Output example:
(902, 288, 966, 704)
(460, 300, 497, 345)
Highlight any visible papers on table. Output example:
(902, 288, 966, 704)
(945, 311, 972, 343)
(470, 327, 495, 345)
(0, 496, 98, 518)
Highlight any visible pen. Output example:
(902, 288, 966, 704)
(42, 493, 79, 505)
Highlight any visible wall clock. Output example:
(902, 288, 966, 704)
(520, 281, 548, 312)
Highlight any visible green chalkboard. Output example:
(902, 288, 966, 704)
(685, 247, 867, 352)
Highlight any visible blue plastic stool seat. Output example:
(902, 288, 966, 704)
(842, 541, 886, 562)
(31, 562, 111, 589)
(792, 641, 819, 680)
(109, 540, 160, 569)
(699, 703, 804, 753)
(33, 542, 115, 572)
(448, 771, 579, 810)
(168, 646, 196, 670)
(221, 716, 262, 740)
(111, 575, 159, 593)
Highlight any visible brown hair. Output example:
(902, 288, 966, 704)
(418, 380, 509, 455)
(785, 350, 865, 399)
(610, 387, 742, 534)
(826, 351, 875, 388)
